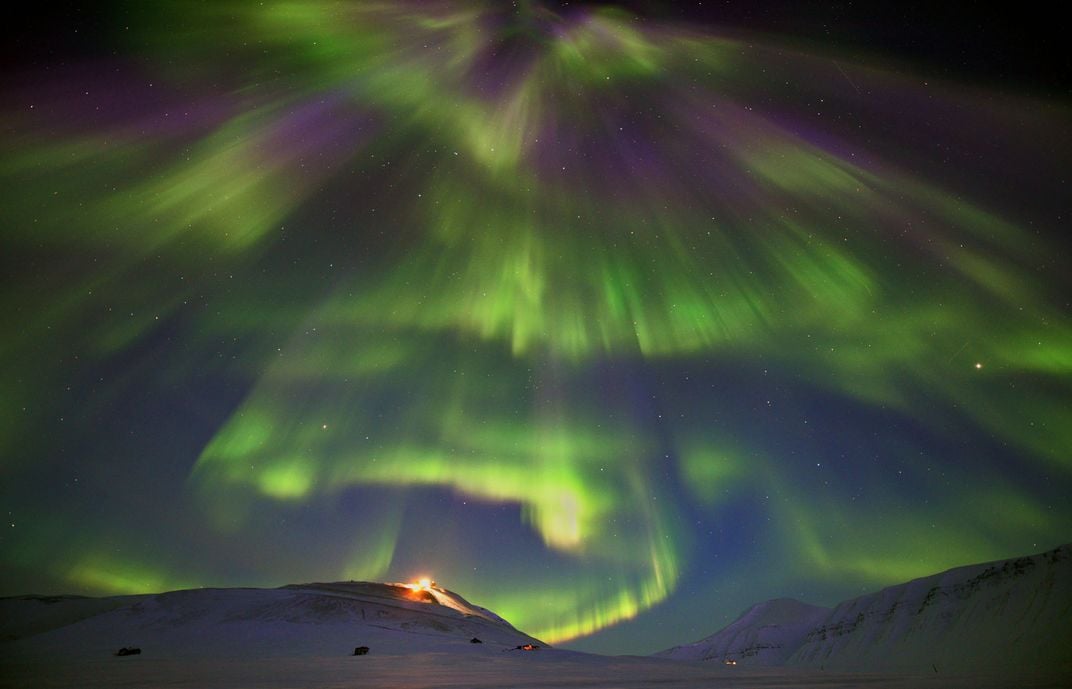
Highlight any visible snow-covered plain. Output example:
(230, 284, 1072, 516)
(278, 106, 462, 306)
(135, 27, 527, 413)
(2, 572, 1070, 688)
(7, 649, 1071, 689)
(6, 643, 1072, 689)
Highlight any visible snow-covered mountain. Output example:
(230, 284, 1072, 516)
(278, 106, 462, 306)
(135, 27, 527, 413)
(1, 580, 542, 661)
(658, 544, 1072, 675)
(654, 597, 830, 664)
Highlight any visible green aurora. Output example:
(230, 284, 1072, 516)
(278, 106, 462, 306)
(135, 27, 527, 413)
(1, 1, 1069, 652)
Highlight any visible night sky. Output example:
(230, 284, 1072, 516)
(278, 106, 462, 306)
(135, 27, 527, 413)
(1, 1, 1069, 655)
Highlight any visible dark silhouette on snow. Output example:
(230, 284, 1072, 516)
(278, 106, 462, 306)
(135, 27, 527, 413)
(353, 646, 370, 656)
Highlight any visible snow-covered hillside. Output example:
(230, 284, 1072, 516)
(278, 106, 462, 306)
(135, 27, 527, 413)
(0, 580, 542, 661)
(659, 544, 1072, 675)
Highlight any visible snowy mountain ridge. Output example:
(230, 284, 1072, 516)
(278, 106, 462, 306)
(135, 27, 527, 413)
(658, 543, 1072, 674)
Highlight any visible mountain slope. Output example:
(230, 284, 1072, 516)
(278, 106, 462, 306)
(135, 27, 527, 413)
(658, 544, 1072, 675)
(789, 544, 1072, 672)
(655, 598, 829, 664)
(0, 580, 542, 660)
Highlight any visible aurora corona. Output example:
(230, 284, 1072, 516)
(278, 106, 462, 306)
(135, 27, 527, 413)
(1, 1, 1068, 653)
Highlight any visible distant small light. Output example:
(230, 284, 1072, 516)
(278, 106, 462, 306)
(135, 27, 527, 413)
(322, 423, 328, 429)
(974, 362, 983, 370)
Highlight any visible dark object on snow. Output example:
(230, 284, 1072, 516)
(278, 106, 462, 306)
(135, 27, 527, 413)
(353, 646, 370, 656)
(470, 637, 482, 644)
(115, 647, 141, 656)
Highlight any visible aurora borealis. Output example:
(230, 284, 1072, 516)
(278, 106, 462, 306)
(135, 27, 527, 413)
(1, 1, 1069, 654)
